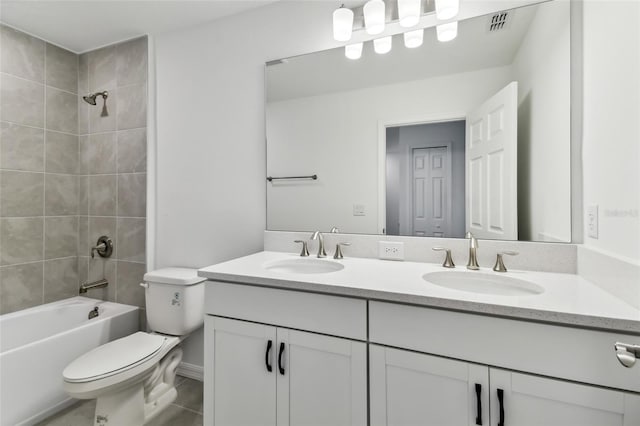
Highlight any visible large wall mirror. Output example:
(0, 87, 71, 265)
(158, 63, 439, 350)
(266, 0, 572, 242)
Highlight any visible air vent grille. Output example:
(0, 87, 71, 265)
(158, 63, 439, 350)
(488, 11, 510, 32)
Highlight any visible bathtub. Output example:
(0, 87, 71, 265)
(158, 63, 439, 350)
(0, 296, 139, 426)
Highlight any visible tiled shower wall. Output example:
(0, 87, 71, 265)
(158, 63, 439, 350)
(0, 25, 80, 313)
(0, 24, 148, 318)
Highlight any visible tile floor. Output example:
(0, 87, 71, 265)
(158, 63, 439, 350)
(37, 376, 203, 426)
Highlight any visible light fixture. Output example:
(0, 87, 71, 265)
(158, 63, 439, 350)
(437, 21, 458, 42)
(398, 0, 421, 28)
(345, 42, 364, 60)
(374, 36, 392, 54)
(363, 0, 386, 35)
(403, 28, 423, 48)
(333, 6, 354, 42)
(435, 0, 459, 21)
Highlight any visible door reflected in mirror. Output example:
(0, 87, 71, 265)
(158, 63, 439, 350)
(266, 0, 571, 242)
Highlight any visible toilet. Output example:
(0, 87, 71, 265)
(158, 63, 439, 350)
(63, 268, 206, 426)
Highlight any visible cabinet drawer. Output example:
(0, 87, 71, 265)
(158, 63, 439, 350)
(206, 281, 367, 340)
(370, 301, 640, 392)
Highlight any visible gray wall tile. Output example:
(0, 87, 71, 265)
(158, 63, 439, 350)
(0, 25, 45, 82)
(78, 54, 89, 95)
(78, 98, 88, 135)
(88, 90, 116, 133)
(45, 216, 78, 259)
(45, 43, 78, 93)
(0, 262, 43, 314)
(86, 132, 116, 174)
(88, 174, 116, 215)
(44, 257, 78, 302)
(117, 128, 146, 173)
(88, 216, 117, 258)
(0, 73, 45, 127)
(116, 37, 147, 86)
(117, 217, 145, 262)
(78, 216, 89, 256)
(0, 122, 45, 171)
(46, 131, 78, 174)
(46, 87, 78, 133)
(117, 173, 146, 217)
(0, 171, 44, 216)
(78, 175, 89, 214)
(45, 174, 78, 215)
(87, 46, 116, 91)
(116, 260, 146, 307)
(78, 135, 89, 174)
(0, 218, 44, 265)
(116, 84, 146, 130)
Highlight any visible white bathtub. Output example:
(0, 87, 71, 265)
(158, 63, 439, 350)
(0, 296, 139, 426)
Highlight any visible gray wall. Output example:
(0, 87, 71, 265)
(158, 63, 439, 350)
(386, 121, 466, 238)
(0, 25, 148, 320)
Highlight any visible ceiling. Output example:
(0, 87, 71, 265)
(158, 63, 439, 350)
(0, 0, 277, 53)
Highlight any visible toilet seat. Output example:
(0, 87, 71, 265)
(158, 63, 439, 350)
(63, 332, 181, 400)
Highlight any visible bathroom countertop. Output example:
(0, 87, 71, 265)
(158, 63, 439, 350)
(199, 251, 640, 335)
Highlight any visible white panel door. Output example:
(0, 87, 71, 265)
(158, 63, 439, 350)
(412, 147, 452, 237)
(204, 316, 277, 426)
(276, 329, 367, 426)
(370, 345, 489, 426)
(466, 82, 518, 240)
(490, 369, 640, 426)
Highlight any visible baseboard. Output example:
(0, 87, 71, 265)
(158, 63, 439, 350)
(176, 362, 204, 382)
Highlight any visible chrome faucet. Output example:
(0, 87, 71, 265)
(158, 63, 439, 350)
(465, 232, 480, 270)
(310, 231, 327, 258)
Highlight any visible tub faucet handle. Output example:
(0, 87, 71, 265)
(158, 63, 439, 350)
(91, 236, 113, 259)
(432, 247, 455, 268)
(493, 251, 519, 273)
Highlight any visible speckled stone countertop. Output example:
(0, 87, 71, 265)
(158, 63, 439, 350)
(199, 251, 640, 335)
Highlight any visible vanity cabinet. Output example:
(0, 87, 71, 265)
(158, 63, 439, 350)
(370, 344, 640, 426)
(204, 283, 368, 426)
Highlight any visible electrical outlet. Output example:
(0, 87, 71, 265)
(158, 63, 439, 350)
(378, 241, 404, 260)
(587, 205, 599, 239)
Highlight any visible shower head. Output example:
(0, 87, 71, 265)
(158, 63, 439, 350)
(82, 91, 108, 105)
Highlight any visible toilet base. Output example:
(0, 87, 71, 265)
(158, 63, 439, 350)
(92, 346, 183, 426)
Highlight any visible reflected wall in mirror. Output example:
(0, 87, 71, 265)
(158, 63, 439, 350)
(266, 0, 571, 242)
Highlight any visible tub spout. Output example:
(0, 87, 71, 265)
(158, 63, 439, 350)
(79, 279, 108, 294)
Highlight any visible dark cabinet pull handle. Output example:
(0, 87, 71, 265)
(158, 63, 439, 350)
(497, 388, 505, 426)
(265, 340, 273, 372)
(475, 383, 482, 425)
(278, 342, 286, 375)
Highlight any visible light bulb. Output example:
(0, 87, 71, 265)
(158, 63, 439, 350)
(437, 21, 458, 42)
(364, 0, 386, 35)
(398, 0, 421, 28)
(374, 36, 392, 54)
(403, 29, 423, 48)
(333, 7, 354, 42)
(345, 43, 363, 60)
(435, 0, 459, 21)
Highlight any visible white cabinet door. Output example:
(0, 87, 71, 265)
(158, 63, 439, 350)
(370, 345, 489, 426)
(204, 316, 277, 426)
(490, 369, 640, 426)
(276, 329, 367, 426)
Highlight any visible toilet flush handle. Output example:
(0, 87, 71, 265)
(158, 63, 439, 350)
(140, 282, 149, 289)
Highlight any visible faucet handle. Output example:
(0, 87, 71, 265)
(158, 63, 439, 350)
(330, 227, 340, 233)
(333, 242, 351, 259)
(294, 240, 310, 257)
(432, 247, 455, 268)
(493, 251, 519, 273)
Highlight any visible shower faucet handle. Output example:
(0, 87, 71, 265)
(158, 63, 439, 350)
(91, 236, 113, 259)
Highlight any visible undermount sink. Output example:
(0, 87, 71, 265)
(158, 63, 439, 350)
(423, 271, 544, 297)
(263, 258, 345, 274)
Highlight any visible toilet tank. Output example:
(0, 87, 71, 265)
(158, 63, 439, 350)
(142, 268, 206, 336)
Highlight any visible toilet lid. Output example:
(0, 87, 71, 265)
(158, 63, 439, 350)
(63, 332, 166, 382)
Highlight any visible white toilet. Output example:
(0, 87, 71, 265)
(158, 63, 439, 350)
(63, 268, 206, 426)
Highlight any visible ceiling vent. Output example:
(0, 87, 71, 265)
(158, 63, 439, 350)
(488, 11, 510, 32)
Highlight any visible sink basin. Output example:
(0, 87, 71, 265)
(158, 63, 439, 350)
(423, 271, 544, 296)
(263, 258, 345, 274)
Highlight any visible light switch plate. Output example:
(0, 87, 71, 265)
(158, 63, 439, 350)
(587, 205, 598, 239)
(353, 204, 366, 216)
(378, 241, 404, 260)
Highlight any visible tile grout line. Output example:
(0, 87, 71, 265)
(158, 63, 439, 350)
(42, 43, 47, 304)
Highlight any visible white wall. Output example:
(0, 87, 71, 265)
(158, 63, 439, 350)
(267, 66, 512, 234)
(582, 0, 640, 263)
(512, 0, 571, 242)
